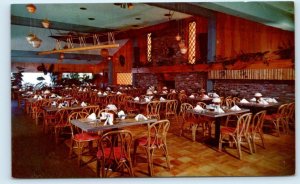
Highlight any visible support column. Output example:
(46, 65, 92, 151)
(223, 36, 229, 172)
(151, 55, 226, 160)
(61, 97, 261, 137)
(108, 61, 113, 85)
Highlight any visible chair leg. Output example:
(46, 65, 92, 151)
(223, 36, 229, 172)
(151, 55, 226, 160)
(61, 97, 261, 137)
(69, 139, 74, 158)
(146, 148, 154, 176)
(133, 140, 138, 166)
(259, 131, 265, 149)
(236, 139, 242, 160)
(218, 135, 223, 152)
(191, 124, 198, 142)
(246, 135, 253, 154)
(162, 145, 170, 170)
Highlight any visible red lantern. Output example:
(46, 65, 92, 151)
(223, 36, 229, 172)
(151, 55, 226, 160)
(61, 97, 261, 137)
(26, 4, 36, 13)
(100, 49, 109, 58)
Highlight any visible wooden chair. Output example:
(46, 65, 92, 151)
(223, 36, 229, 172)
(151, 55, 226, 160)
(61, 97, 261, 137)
(68, 111, 100, 167)
(219, 112, 253, 159)
(124, 96, 140, 116)
(249, 110, 266, 153)
(179, 103, 199, 141)
(82, 105, 100, 114)
(167, 93, 177, 100)
(96, 130, 134, 177)
(165, 100, 178, 121)
(196, 102, 215, 137)
(146, 101, 161, 120)
(54, 108, 71, 144)
(133, 120, 171, 176)
(264, 103, 289, 136)
(286, 102, 295, 132)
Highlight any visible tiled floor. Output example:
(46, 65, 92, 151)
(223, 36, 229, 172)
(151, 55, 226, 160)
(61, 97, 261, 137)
(11, 101, 295, 178)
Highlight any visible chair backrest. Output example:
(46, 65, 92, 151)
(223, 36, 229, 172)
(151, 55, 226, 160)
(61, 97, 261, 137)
(178, 94, 187, 103)
(82, 105, 100, 114)
(165, 100, 178, 115)
(235, 113, 252, 136)
(146, 120, 170, 148)
(55, 108, 70, 126)
(252, 110, 266, 133)
(226, 98, 235, 108)
(277, 103, 289, 118)
(146, 101, 161, 119)
(232, 97, 240, 104)
(196, 102, 207, 108)
(167, 93, 177, 100)
(68, 111, 89, 136)
(287, 102, 295, 122)
(179, 103, 194, 120)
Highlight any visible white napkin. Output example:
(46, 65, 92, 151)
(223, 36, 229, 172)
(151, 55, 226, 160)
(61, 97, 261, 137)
(103, 92, 108, 96)
(135, 114, 148, 121)
(116, 91, 122, 95)
(215, 106, 225, 113)
(202, 94, 209, 99)
(87, 113, 96, 121)
(194, 105, 204, 112)
(106, 87, 111, 91)
(272, 98, 278, 103)
(58, 103, 63, 108)
(162, 86, 167, 90)
(78, 88, 82, 92)
(163, 90, 168, 94)
(94, 89, 97, 92)
(240, 98, 249, 103)
(146, 91, 153, 95)
(51, 101, 57, 106)
(160, 97, 166, 101)
(212, 93, 219, 98)
(171, 90, 176, 94)
(117, 110, 126, 119)
(33, 95, 38, 99)
(189, 94, 195, 98)
(44, 90, 50, 94)
(134, 97, 140, 101)
(50, 94, 56, 98)
(153, 90, 157, 94)
(97, 91, 102, 95)
(81, 102, 87, 107)
(259, 99, 269, 105)
(104, 113, 114, 125)
(231, 105, 241, 111)
(145, 97, 151, 102)
(37, 96, 43, 100)
(250, 98, 256, 102)
(106, 104, 117, 111)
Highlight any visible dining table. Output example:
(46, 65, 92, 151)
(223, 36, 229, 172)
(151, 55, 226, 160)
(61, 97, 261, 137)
(236, 101, 281, 114)
(191, 108, 250, 146)
(70, 117, 157, 133)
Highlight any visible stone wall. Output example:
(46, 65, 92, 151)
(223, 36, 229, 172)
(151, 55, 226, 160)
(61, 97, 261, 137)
(213, 80, 295, 103)
(133, 73, 158, 89)
(175, 72, 207, 93)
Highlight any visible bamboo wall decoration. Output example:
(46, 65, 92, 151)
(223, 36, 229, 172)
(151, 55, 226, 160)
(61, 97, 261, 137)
(208, 68, 294, 80)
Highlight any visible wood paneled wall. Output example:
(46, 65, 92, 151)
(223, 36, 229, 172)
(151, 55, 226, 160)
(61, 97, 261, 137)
(216, 12, 294, 59)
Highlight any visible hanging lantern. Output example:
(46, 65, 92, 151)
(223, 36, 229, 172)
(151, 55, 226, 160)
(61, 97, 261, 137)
(41, 19, 50, 28)
(100, 49, 109, 58)
(26, 4, 37, 13)
(178, 40, 185, 48)
(175, 33, 181, 41)
(180, 46, 188, 54)
(31, 36, 42, 48)
(26, 33, 35, 43)
(59, 53, 64, 60)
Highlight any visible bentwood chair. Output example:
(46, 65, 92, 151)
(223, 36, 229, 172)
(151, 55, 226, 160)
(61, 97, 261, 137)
(68, 111, 100, 167)
(96, 130, 134, 177)
(146, 101, 161, 120)
(179, 103, 199, 141)
(54, 108, 71, 144)
(249, 110, 266, 153)
(264, 103, 289, 136)
(219, 112, 253, 159)
(133, 120, 171, 176)
(165, 100, 178, 121)
(286, 102, 295, 132)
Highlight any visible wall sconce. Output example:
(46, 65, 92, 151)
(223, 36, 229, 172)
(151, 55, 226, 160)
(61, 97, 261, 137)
(26, 4, 36, 13)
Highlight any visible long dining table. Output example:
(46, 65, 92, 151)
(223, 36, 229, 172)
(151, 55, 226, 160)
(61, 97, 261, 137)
(191, 108, 250, 146)
(70, 117, 157, 133)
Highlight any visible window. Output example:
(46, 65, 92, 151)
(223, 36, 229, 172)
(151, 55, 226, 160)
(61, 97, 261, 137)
(147, 33, 152, 62)
(62, 73, 93, 80)
(117, 73, 132, 85)
(188, 21, 196, 64)
(21, 72, 52, 86)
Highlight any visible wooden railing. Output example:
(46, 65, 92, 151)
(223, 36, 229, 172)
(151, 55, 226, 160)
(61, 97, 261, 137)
(208, 68, 295, 80)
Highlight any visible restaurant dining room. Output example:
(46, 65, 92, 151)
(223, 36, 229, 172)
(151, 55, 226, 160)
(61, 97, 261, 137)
(7, 0, 297, 182)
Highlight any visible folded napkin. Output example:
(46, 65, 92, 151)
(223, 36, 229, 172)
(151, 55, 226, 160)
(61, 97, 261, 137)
(51, 101, 57, 106)
(240, 98, 249, 103)
(97, 91, 102, 95)
(189, 94, 195, 98)
(116, 91, 122, 95)
(171, 90, 176, 94)
(259, 99, 269, 105)
(94, 89, 97, 92)
(44, 90, 50, 94)
(202, 94, 209, 99)
(119, 87, 123, 90)
(37, 96, 43, 100)
(106, 104, 117, 111)
(57, 95, 62, 99)
(153, 90, 157, 94)
(194, 105, 204, 112)
(162, 86, 167, 90)
(106, 87, 111, 91)
(267, 98, 278, 103)
(272, 98, 278, 103)
(117, 110, 126, 119)
(163, 90, 168, 94)
(160, 97, 166, 101)
(87, 113, 96, 121)
(78, 88, 82, 92)
(214, 106, 225, 113)
(103, 92, 108, 96)
(134, 97, 140, 101)
(212, 93, 219, 98)
(135, 114, 148, 121)
(33, 95, 38, 99)
(144, 97, 150, 102)
(250, 98, 256, 102)
(231, 105, 241, 111)
(50, 94, 56, 98)
(104, 113, 114, 125)
(58, 103, 63, 108)
(146, 90, 153, 95)
(81, 102, 87, 107)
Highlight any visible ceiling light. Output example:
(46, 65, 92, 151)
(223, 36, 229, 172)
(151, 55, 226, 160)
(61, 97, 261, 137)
(26, 4, 36, 13)
(41, 19, 50, 28)
(88, 18, 95, 20)
(135, 17, 141, 20)
(80, 7, 87, 10)
(26, 33, 35, 43)
(31, 36, 42, 48)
